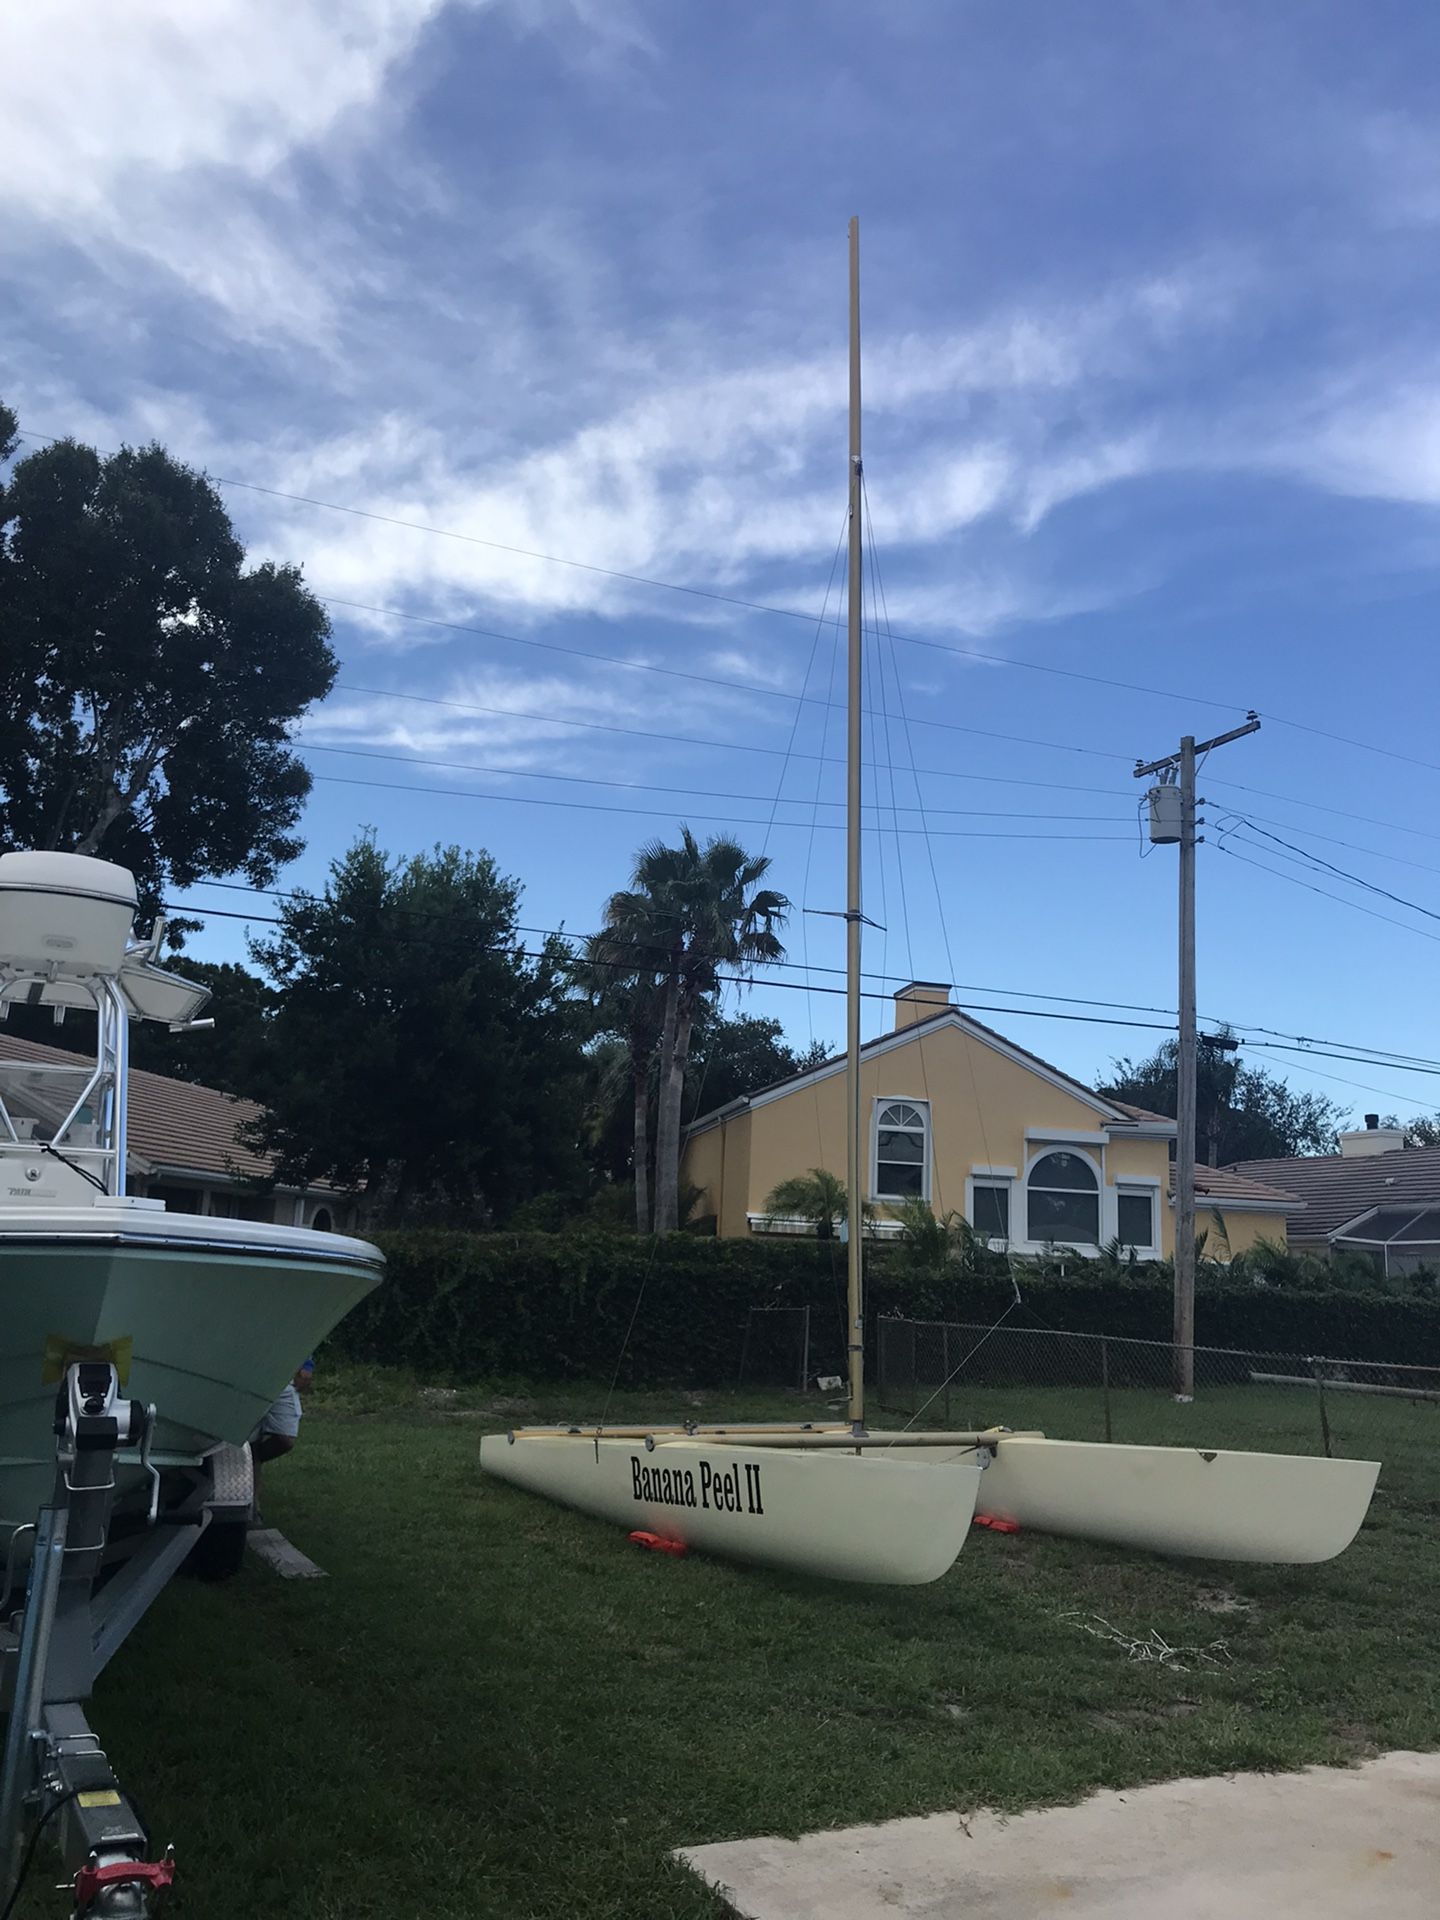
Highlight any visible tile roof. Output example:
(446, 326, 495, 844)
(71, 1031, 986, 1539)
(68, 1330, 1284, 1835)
(1111, 1098, 1177, 1127)
(0, 1031, 301, 1187)
(1187, 1164, 1300, 1208)
(1224, 1143, 1440, 1239)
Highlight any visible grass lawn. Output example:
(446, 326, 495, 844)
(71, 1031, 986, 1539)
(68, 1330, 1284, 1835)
(27, 1369, 1439, 1919)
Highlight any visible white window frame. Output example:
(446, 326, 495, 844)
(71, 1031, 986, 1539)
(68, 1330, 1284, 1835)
(1021, 1145, 1104, 1252)
(1112, 1179, 1161, 1257)
(965, 1170, 1014, 1245)
(871, 1097, 931, 1204)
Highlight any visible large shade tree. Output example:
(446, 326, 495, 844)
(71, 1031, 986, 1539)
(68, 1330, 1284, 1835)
(1097, 1031, 1346, 1164)
(245, 837, 590, 1223)
(597, 829, 788, 1233)
(0, 406, 335, 899)
(683, 1012, 828, 1121)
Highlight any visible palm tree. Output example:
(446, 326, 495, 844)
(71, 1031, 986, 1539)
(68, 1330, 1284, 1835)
(600, 829, 789, 1233)
(575, 932, 664, 1232)
(764, 1169, 853, 1240)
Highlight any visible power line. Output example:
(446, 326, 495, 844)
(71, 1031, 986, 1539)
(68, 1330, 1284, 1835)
(164, 897, 1187, 1034)
(183, 875, 1195, 1014)
(1245, 1039, 1440, 1084)
(1231, 811, 1440, 878)
(321, 599, 1136, 761)
(330, 678, 1134, 799)
(293, 738, 1131, 823)
(20, 419, 1437, 798)
(1206, 776, 1440, 848)
(332, 674, 1440, 848)
(173, 874, 1440, 1081)
(1220, 818, 1440, 926)
(28, 420, 1402, 755)
(1213, 841, 1440, 947)
(308, 768, 1134, 838)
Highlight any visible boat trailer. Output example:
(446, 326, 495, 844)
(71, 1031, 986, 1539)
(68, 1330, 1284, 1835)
(0, 1362, 252, 1915)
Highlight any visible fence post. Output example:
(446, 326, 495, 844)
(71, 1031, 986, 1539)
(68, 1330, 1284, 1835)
(1310, 1357, 1333, 1458)
(800, 1306, 811, 1394)
(942, 1323, 951, 1426)
(735, 1311, 752, 1396)
(1101, 1335, 1113, 1445)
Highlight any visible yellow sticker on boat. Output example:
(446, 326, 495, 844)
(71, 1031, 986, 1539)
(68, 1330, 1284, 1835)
(42, 1335, 133, 1388)
(76, 1791, 122, 1809)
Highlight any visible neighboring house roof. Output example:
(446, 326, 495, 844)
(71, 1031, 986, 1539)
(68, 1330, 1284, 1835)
(1225, 1143, 1440, 1240)
(686, 1005, 1180, 1139)
(1111, 1098, 1175, 1126)
(0, 1031, 313, 1190)
(1186, 1164, 1300, 1213)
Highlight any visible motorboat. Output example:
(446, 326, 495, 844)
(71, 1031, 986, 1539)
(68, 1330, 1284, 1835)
(0, 849, 384, 1540)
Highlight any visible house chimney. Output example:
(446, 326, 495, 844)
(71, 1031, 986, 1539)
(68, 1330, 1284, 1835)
(893, 981, 953, 1031)
(1339, 1116, 1406, 1158)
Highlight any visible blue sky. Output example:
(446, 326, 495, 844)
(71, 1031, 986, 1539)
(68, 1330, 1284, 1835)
(6, 0, 1440, 1118)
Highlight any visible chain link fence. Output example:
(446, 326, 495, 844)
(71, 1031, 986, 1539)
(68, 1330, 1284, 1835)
(876, 1315, 1439, 1529)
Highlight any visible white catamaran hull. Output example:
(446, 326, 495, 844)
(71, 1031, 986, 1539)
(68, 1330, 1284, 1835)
(0, 1209, 383, 1535)
(479, 1433, 982, 1585)
(958, 1436, 1380, 1564)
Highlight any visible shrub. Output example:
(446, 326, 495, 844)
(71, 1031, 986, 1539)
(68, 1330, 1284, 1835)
(325, 1230, 1440, 1384)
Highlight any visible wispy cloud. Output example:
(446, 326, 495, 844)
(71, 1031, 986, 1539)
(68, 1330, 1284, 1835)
(0, 0, 469, 339)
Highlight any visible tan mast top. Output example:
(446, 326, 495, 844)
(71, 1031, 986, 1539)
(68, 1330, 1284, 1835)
(845, 215, 865, 1433)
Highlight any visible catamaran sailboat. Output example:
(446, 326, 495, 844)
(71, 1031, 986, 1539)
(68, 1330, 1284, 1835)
(480, 221, 1379, 1579)
(0, 849, 384, 1541)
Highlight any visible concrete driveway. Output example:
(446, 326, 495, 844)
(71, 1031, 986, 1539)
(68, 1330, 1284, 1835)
(678, 1751, 1440, 1920)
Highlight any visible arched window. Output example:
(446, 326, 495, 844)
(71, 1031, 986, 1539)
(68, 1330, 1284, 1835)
(310, 1206, 333, 1233)
(1026, 1151, 1099, 1245)
(874, 1101, 929, 1200)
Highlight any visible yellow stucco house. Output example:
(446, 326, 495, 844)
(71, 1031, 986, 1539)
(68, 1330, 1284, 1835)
(682, 982, 1294, 1259)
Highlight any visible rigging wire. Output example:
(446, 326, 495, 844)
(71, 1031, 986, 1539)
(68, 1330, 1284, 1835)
(861, 478, 1026, 1422)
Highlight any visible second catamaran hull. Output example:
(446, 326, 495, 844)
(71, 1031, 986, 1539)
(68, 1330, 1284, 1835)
(479, 1432, 982, 1585)
(963, 1436, 1380, 1564)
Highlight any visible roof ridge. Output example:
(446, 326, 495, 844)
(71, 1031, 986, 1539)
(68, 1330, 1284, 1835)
(687, 1004, 1155, 1133)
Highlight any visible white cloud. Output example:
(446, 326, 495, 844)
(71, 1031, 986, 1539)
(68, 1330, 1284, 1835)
(0, 0, 469, 336)
(0, 1, 446, 209)
(1258, 377, 1440, 509)
(297, 663, 784, 774)
(224, 270, 1231, 630)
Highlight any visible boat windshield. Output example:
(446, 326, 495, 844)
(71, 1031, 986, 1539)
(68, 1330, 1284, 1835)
(0, 1059, 101, 1149)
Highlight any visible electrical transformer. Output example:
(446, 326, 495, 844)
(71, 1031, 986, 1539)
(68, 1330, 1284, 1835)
(1148, 784, 1182, 844)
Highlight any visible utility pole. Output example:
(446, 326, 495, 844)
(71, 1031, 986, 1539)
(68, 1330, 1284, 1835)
(1135, 713, 1260, 1399)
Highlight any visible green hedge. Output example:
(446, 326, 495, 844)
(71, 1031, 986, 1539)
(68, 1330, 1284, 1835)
(324, 1230, 1440, 1383)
